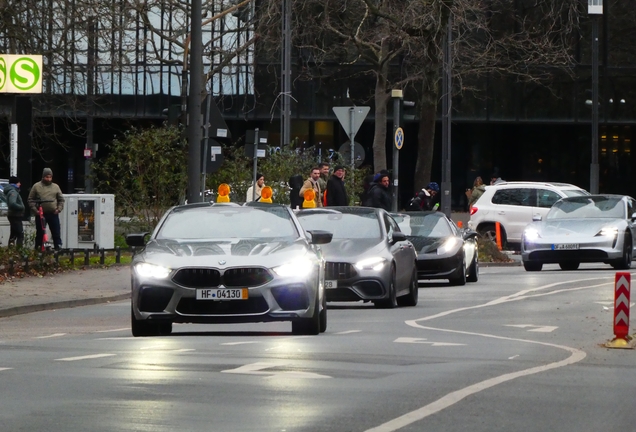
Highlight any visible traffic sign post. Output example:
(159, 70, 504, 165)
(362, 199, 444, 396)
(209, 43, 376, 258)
(333, 106, 370, 170)
(605, 272, 632, 348)
(391, 90, 403, 212)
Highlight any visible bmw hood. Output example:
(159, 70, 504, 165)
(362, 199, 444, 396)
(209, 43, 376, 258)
(532, 218, 624, 236)
(319, 238, 385, 260)
(135, 238, 311, 268)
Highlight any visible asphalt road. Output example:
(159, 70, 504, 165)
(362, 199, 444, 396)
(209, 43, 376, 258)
(1, 264, 635, 432)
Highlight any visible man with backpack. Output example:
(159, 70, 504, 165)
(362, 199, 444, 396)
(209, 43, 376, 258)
(408, 182, 440, 211)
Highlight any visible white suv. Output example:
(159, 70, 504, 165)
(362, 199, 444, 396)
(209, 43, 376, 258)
(468, 182, 589, 248)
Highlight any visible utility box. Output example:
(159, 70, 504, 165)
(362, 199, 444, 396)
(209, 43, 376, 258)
(60, 194, 115, 249)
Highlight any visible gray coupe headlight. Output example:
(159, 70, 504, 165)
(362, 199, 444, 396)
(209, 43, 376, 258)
(134, 262, 171, 279)
(524, 227, 541, 241)
(597, 227, 618, 237)
(354, 257, 386, 271)
(437, 237, 460, 255)
(273, 257, 314, 277)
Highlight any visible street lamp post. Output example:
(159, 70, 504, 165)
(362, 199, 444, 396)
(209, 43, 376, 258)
(187, 0, 203, 204)
(441, 14, 452, 218)
(589, 0, 602, 194)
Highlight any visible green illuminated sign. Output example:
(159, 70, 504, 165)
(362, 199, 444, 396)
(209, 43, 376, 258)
(0, 55, 43, 94)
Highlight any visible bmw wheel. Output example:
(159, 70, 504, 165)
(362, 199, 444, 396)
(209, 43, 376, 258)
(292, 291, 320, 335)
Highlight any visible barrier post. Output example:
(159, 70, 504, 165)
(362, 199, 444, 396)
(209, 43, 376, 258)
(605, 272, 632, 348)
(495, 222, 502, 250)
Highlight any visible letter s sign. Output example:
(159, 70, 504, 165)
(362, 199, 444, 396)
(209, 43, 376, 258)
(0, 55, 43, 94)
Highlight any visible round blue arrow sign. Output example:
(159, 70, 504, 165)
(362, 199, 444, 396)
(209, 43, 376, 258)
(394, 127, 404, 150)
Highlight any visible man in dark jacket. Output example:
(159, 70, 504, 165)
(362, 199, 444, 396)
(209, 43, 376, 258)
(4, 175, 25, 247)
(326, 165, 348, 206)
(364, 173, 392, 211)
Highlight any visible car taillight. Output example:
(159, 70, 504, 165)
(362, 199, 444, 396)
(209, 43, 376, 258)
(470, 206, 478, 216)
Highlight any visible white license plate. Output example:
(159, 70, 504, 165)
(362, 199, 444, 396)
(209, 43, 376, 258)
(553, 244, 579, 250)
(196, 288, 248, 300)
(324, 280, 338, 289)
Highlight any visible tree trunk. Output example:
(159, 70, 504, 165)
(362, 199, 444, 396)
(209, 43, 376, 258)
(372, 39, 391, 172)
(414, 74, 440, 192)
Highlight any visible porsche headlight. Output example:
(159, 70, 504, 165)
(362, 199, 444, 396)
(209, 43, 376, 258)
(437, 237, 460, 255)
(597, 227, 618, 237)
(354, 257, 386, 271)
(273, 257, 314, 277)
(134, 262, 171, 279)
(524, 227, 541, 241)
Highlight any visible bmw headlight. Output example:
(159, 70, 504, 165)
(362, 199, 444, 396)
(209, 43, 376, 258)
(437, 237, 460, 255)
(354, 257, 386, 271)
(273, 257, 314, 277)
(524, 227, 541, 241)
(597, 227, 618, 237)
(134, 262, 171, 279)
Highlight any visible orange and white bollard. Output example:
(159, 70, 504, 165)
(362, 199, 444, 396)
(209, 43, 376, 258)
(495, 222, 502, 251)
(605, 272, 632, 348)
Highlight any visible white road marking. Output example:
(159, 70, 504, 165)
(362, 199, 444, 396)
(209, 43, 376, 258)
(95, 337, 136, 340)
(505, 324, 558, 333)
(34, 333, 66, 339)
(171, 349, 195, 353)
(508, 355, 519, 360)
(364, 277, 604, 432)
(335, 330, 362, 335)
(394, 337, 465, 346)
(265, 371, 331, 379)
(222, 361, 331, 379)
(55, 354, 116, 362)
(221, 341, 260, 346)
(94, 328, 130, 333)
(0, 368, 13, 372)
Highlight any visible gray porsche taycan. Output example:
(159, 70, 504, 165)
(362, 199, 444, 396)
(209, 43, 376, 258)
(295, 207, 418, 308)
(126, 202, 332, 336)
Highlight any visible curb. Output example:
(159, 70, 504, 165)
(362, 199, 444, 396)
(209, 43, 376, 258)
(0, 293, 130, 318)
(480, 261, 521, 267)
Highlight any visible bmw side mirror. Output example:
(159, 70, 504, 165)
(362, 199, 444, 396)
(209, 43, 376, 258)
(307, 230, 333, 245)
(126, 232, 150, 247)
(391, 231, 407, 243)
(532, 214, 542, 222)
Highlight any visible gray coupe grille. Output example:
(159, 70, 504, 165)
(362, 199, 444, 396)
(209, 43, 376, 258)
(172, 267, 272, 288)
(325, 262, 357, 280)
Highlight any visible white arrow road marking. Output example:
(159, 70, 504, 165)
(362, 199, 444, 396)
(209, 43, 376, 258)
(335, 330, 362, 335)
(221, 341, 260, 346)
(505, 324, 558, 333)
(265, 371, 331, 379)
(615, 310, 629, 324)
(394, 337, 465, 346)
(95, 328, 130, 333)
(34, 333, 66, 339)
(55, 354, 116, 362)
(0, 368, 13, 372)
(222, 362, 332, 379)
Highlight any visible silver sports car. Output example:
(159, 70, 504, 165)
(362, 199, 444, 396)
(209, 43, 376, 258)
(391, 211, 479, 285)
(295, 207, 418, 308)
(521, 194, 636, 271)
(126, 202, 332, 336)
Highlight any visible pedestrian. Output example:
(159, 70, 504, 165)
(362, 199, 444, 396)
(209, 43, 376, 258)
(490, 169, 505, 185)
(325, 165, 349, 206)
(407, 182, 440, 211)
(288, 174, 304, 209)
(28, 168, 65, 250)
(246, 173, 265, 202)
(467, 176, 486, 208)
(299, 167, 322, 208)
(317, 162, 330, 202)
(4, 175, 25, 247)
(363, 173, 392, 211)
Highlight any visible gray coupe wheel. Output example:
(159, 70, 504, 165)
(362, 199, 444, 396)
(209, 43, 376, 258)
(375, 265, 398, 308)
(397, 266, 418, 307)
(611, 233, 632, 270)
(292, 291, 320, 335)
(467, 252, 479, 283)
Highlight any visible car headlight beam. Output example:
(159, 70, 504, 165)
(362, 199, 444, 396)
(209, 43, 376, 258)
(134, 262, 171, 279)
(597, 227, 619, 237)
(437, 237, 460, 255)
(273, 257, 314, 277)
(524, 227, 541, 241)
(354, 257, 386, 271)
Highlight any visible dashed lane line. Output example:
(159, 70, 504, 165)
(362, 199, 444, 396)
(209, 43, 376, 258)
(55, 354, 116, 362)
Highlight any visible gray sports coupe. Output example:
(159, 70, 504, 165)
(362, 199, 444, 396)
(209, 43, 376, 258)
(295, 207, 418, 308)
(521, 194, 636, 271)
(126, 202, 332, 336)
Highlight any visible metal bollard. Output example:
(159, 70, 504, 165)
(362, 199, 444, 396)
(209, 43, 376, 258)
(8, 258, 14, 274)
(23, 254, 29, 273)
(100, 248, 105, 265)
(84, 249, 90, 266)
(70, 249, 75, 266)
(115, 246, 121, 264)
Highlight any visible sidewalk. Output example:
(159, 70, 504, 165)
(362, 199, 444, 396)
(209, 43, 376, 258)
(0, 266, 131, 318)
